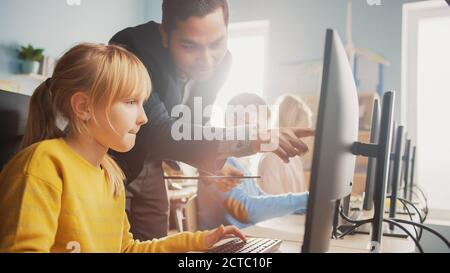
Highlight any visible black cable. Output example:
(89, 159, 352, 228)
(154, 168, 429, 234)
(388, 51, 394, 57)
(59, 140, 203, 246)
(337, 221, 372, 239)
(398, 197, 424, 223)
(386, 191, 428, 236)
(398, 198, 418, 222)
(386, 195, 422, 240)
(338, 206, 427, 252)
(400, 184, 429, 218)
(397, 198, 420, 240)
(413, 185, 429, 219)
(383, 219, 424, 253)
(391, 218, 450, 250)
(335, 206, 374, 239)
(413, 188, 428, 207)
(339, 206, 373, 224)
(338, 218, 424, 253)
(415, 193, 428, 223)
(387, 195, 424, 241)
(389, 196, 428, 242)
(409, 190, 425, 206)
(398, 196, 425, 241)
(410, 190, 429, 222)
(414, 185, 429, 202)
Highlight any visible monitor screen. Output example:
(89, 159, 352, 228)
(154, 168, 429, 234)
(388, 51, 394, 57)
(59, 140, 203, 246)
(0, 90, 30, 169)
(301, 29, 359, 253)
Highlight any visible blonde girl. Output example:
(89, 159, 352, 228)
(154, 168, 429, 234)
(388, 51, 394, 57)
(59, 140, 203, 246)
(0, 43, 244, 253)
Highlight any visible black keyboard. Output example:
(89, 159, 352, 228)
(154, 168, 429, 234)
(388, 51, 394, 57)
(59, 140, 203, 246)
(207, 237, 282, 253)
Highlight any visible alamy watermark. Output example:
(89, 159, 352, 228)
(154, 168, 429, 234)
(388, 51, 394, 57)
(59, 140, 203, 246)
(366, 0, 382, 6)
(170, 97, 279, 152)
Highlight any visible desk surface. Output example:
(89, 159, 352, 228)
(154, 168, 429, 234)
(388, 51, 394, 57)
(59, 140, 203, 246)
(242, 214, 416, 253)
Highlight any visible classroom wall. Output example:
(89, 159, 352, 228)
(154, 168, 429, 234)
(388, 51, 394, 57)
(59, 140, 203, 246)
(0, 0, 425, 120)
(0, 0, 150, 92)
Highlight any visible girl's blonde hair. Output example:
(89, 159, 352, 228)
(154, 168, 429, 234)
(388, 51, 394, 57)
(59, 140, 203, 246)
(275, 95, 313, 128)
(21, 43, 152, 197)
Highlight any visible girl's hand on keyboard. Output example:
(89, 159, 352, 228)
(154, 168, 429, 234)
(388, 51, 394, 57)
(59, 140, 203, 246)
(204, 225, 247, 248)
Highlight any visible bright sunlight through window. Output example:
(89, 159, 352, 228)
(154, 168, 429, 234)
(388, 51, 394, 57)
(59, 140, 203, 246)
(210, 21, 269, 127)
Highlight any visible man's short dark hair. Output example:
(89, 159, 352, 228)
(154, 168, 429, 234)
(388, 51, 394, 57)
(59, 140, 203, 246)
(162, 0, 229, 34)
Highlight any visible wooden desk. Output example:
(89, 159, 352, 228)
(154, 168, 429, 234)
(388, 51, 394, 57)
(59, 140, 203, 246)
(242, 214, 416, 253)
(168, 186, 197, 201)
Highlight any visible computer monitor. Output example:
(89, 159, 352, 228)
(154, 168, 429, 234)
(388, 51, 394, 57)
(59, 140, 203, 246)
(334, 97, 379, 236)
(355, 123, 408, 239)
(388, 125, 405, 228)
(386, 122, 397, 195)
(370, 91, 395, 251)
(362, 98, 381, 211)
(408, 146, 417, 201)
(0, 89, 30, 170)
(341, 92, 397, 246)
(301, 29, 359, 253)
(402, 139, 412, 200)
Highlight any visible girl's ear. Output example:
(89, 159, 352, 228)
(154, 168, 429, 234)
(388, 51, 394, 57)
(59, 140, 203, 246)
(71, 92, 92, 122)
(159, 25, 169, 49)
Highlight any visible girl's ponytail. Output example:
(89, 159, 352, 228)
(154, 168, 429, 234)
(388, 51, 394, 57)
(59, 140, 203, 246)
(21, 79, 65, 149)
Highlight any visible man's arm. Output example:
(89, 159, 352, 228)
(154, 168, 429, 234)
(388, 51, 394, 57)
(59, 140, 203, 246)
(110, 89, 234, 182)
(109, 28, 315, 182)
(109, 28, 253, 182)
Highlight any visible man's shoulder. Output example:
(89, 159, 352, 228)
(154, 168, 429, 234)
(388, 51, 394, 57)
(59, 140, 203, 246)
(109, 21, 166, 62)
(109, 21, 171, 88)
(110, 20, 159, 44)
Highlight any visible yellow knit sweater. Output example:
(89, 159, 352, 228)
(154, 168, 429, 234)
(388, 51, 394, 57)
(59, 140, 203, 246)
(0, 138, 207, 253)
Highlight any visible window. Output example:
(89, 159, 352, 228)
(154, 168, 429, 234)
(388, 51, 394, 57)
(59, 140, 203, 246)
(417, 15, 450, 212)
(403, 0, 450, 215)
(210, 21, 269, 127)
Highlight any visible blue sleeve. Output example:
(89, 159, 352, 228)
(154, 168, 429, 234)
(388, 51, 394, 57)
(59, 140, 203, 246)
(226, 188, 308, 225)
(223, 157, 308, 225)
(224, 157, 265, 197)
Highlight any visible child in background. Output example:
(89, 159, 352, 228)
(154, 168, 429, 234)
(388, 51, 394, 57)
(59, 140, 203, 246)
(0, 43, 244, 253)
(197, 93, 309, 230)
(258, 95, 313, 195)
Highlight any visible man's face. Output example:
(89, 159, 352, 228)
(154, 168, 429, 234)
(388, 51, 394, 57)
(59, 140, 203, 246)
(162, 8, 228, 82)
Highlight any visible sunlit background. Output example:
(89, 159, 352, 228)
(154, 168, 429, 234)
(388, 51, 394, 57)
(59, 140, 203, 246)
(210, 21, 268, 127)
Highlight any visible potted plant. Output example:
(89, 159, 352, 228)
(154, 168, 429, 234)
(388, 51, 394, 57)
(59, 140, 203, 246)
(18, 44, 44, 74)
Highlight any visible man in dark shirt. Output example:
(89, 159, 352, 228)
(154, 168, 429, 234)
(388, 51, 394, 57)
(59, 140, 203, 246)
(110, 0, 314, 240)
